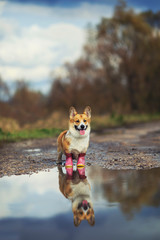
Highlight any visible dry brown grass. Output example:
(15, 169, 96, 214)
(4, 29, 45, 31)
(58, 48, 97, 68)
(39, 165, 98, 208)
(24, 111, 68, 130)
(0, 117, 20, 132)
(1, 112, 160, 134)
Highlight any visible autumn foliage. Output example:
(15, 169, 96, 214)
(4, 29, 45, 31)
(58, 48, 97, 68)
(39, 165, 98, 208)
(0, 1, 160, 126)
(48, 2, 160, 115)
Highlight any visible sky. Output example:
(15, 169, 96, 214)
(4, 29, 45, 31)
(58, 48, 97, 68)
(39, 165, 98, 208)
(0, 0, 160, 94)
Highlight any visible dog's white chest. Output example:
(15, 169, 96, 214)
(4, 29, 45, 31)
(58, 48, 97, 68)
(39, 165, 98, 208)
(72, 181, 90, 196)
(67, 132, 89, 153)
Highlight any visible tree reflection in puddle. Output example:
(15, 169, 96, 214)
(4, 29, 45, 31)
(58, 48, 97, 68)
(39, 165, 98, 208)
(88, 166, 160, 219)
(1, 165, 160, 240)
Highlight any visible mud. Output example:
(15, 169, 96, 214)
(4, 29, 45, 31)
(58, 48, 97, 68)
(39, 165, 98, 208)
(0, 121, 160, 177)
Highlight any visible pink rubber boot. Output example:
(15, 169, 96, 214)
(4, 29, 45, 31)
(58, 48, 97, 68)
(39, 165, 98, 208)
(66, 167, 73, 179)
(65, 153, 73, 168)
(77, 153, 85, 167)
(77, 166, 86, 179)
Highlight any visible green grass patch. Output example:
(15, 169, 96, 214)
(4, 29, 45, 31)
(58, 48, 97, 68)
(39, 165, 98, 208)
(0, 128, 62, 143)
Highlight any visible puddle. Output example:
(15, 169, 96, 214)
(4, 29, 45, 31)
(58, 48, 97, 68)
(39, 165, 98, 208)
(24, 149, 42, 152)
(1, 166, 160, 240)
(23, 148, 57, 157)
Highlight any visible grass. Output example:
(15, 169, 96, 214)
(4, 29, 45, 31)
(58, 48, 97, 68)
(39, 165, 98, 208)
(0, 128, 62, 143)
(0, 113, 160, 143)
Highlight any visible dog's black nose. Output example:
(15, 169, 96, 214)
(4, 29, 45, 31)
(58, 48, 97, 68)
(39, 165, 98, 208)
(81, 125, 85, 129)
(83, 204, 88, 211)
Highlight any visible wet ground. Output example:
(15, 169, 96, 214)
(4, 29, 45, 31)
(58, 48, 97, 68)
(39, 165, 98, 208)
(1, 165, 160, 240)
(0, 121, 160, 239)
(0, 121, 160, 178)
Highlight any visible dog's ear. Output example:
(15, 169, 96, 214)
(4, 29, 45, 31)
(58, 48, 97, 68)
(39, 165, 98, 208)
(74, 217, 81, 227)
(69, 106, 77, 118)
(84, 106, 91, 118)
(88, 215, 95, 226)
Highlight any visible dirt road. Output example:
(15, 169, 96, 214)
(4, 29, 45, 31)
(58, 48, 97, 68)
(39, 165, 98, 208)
(0, 121, 160, 177)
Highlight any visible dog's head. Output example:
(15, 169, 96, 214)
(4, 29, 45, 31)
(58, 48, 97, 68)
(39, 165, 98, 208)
(69, 106, 91, 138)
(73, 199, 95, 227)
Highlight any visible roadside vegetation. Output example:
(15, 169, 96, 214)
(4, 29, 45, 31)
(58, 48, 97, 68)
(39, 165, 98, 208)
(0, 127, 62, 143)
(91, 113, 160, 130)
(0, 112, 160, 142)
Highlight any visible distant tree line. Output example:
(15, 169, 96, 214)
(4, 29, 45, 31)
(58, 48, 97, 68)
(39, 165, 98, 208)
(0, 1, 160, 125)
(0, 80, 47, 125)
(48, 1, 160, 114)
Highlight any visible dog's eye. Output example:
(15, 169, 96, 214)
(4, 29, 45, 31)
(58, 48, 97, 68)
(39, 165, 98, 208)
(83, 119, 86, 122)
(76, 120, 80, 123)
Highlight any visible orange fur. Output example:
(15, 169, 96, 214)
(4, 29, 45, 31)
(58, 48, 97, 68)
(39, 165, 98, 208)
(57, 130, 70, 159)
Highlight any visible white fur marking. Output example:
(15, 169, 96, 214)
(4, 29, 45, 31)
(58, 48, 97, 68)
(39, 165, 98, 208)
(65, 127, 90, 153)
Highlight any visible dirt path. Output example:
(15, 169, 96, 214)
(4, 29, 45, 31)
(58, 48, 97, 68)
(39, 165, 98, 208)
(0, 121, 160, 177)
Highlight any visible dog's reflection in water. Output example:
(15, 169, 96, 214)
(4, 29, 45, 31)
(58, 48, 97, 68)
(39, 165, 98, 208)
(58, 166, 95, 227)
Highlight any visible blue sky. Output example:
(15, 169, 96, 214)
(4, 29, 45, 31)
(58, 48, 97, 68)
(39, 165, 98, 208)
(7, 0, 160, 11)
(5, 0, 160, 9)
(0, 0, 160, 93)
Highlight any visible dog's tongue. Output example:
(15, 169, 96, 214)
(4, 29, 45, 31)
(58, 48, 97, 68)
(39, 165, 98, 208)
(82, 200, 88, 206)
(80, 130, 85, 135)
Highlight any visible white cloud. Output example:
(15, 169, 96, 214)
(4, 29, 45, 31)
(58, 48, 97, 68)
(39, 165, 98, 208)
(0, 18, 18, 37)
(0, 1, 114, 91)
(52, 66, 68, 78)
(0, 65, 51, 82)
(0, 168, 69, 218)
(0, 23, 85, 66)
(0, 22, 85, 82)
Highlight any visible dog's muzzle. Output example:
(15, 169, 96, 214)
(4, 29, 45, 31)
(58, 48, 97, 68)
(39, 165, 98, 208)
(74, 125, 88, 131)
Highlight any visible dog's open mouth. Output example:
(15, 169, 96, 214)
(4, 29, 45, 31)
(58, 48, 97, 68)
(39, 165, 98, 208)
(74, 125, 88, 135)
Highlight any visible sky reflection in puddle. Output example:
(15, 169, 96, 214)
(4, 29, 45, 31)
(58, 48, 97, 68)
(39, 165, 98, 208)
(1, 165, 160, 240)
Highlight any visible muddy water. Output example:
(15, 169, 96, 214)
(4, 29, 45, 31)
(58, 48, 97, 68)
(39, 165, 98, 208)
(1, 165, 160, 240)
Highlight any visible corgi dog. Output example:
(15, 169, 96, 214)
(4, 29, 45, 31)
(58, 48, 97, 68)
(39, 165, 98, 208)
(58, 166, 95, 227)
(57, 106, 91, 167)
